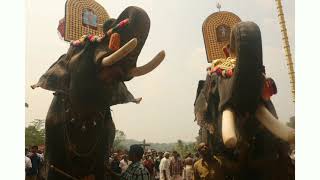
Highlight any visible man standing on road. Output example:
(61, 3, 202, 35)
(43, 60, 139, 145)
(159, 152, 170, 180)
(155, 152, 164, 180)
(169, 151, 183, 180)
(193, 143, 224, 180)
(121, 145, 150, 180)
(119, 154, 131, 174)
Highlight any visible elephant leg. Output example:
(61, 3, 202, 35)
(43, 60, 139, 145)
(105, 109, 115, 158)
(45, 96, 71, 180)
(46, 125, 71, 180)
(93, 150, 107, 180)
(87, 108, 115, 180)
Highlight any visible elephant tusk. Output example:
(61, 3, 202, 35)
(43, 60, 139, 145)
(101, 38, 138, 66)
(128, 50, 166, 77)
(255, 105, 295, 144)
(222, 108, 238, 148)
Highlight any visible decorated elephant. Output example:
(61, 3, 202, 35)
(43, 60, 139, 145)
(194, 21, 294, 179)
(31, 6, 165, 180)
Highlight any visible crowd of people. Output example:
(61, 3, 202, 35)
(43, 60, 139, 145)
(25, 146, 45, 180)
(26, 142, 274, 180)
(106, 143, 227, 180)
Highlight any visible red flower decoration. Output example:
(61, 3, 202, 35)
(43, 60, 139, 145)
(215, 68, 222, 75)
(226, 69, 233, 77)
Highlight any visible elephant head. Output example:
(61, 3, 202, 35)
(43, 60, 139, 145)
(31, 6, 165, 115)
(194, 21, 294, 149)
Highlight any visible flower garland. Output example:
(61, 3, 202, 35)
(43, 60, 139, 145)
(71, 34, 105, 46)
(208, 57, 236, 78)
(207, 57, 277, 100)
(70, 19, 130, 48)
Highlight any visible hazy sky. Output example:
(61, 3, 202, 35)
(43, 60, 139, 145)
(26, 0, 294, 143)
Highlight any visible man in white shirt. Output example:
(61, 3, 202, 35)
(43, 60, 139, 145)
(25, 148, 32, 176)
(119, 154, 131, 174)
(25, 156, 32, 169)
(159, 152, 170, 180)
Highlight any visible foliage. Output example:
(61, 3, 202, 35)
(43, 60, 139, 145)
(174, 139, 197, 158)
(122, 139, 176, 152)
(113, 130, 127, 151)
(110, 130, 198, 155)
(118, 138, 197, 155)
(25, 119, 45, 147)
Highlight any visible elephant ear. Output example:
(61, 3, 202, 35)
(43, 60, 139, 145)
(31, 45, 87, 92)
(31, 47, 77, 92)
(109, 82, 141, 106)
(31, 54, 69, 92)
(194, 78, 216, 134)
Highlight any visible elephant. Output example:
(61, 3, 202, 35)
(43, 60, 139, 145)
(194, 21, 294, 180)
(31, 6, 165, 180)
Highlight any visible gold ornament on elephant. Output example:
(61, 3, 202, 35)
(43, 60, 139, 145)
(211, 57, 236, 71)
(64, 0, 109, 42)
(202, 10, 241, 63)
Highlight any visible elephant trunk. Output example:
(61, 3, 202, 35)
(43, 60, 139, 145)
(230, 22, 264, 114)
(255, 105, 295, 144)
(222, 108, 238, 148)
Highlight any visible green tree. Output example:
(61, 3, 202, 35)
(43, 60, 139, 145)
(113, 130, 127, 151)
(176, 140, 184, 152)
(25, 119, 45, 147)
(174, 140, 196, 158)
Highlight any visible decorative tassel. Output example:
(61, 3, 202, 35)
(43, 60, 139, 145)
(108, 33, 120, 51)
(71, 34, 104, 46)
